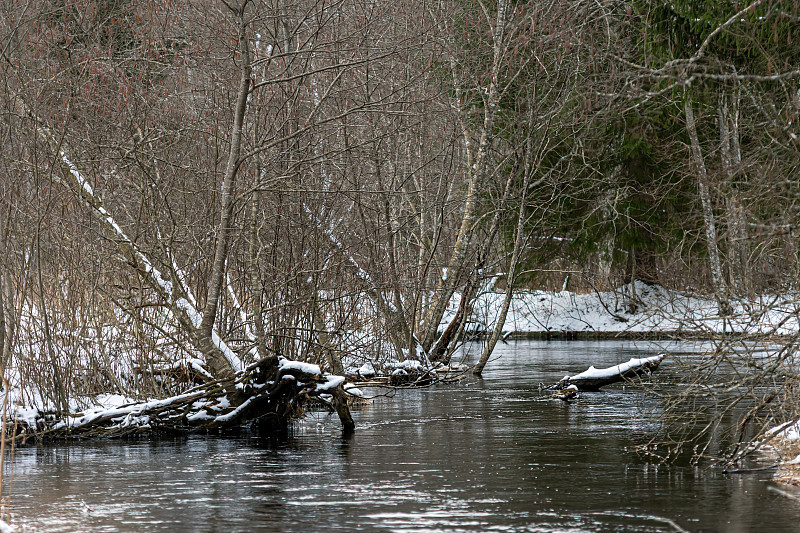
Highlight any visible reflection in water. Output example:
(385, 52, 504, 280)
(7, 340, 800, 532)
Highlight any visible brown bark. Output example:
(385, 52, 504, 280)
(249, 189, 270, 362)
(474, 131, 542, 375)
(200, 5, 252, 359)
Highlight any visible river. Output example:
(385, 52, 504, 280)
(6, 340, 800, 532)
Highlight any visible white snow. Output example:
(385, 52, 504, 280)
(61, 150, 93, 195)
(450, 281, 800, 337)
(356, 362, 376, 378)
(387, 359, 424, 371)
(171, 256, 198, 306)
(212, 331, 243, 373)
(213, 396, 253, 423)
(58, 147, 245, 374)
(769, 421, 800, 441)
(176, 298, 202, 328)
(187, 410, 213, 422)
(786, 454, 800, 465)
(569, 355, 664, 381)
(344, 384, 365, 397)
(302, 204, 375, 286)
(15, 406, 42, 429)
(316, 375, 346, 392)
(279, 357, 322, 376)
(52, 390, 205, 430)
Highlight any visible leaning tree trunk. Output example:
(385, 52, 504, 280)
(199, 8, 252, 377)
(419, 0, 511, 352)
(474, 132, 539, 375)
(2, 1, 355, 438)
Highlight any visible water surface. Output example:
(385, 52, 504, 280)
(7, 340, 800, 532)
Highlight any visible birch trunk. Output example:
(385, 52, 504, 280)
(420, 0, 510, 351)
(685, 96, 732, 316)
(719, 92, 749, 294)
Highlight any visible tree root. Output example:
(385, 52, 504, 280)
(11, 357, 355, 442)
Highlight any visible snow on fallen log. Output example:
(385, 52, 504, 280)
(12, 356, 355, 441)
(551, 354, 665, 392)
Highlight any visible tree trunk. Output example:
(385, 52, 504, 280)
(419, 0, 510, 351)
(474, 134, 536, 375)
(199, 7, 252, 367)
(0, 211, 7, 370)
(9, 82, 244, 380)
(249, 187, 270, 362)
(312, 302, 345, 375)
(719, 92, 749, 295)
(685, 96, 732, 316)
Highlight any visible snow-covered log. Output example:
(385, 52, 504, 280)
(12, 357, 354, 441)
(551, 354, 665, 392)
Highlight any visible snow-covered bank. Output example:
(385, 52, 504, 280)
(457, 281, 800, 337)
(765, 422, 800, 486)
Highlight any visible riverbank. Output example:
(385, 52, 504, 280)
(459, 281, 799, 339)
(767, 423, 800, 487)
(461, 283, 800, 487)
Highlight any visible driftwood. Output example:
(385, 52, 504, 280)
(552, 385, 579, 401)
(347, 362, 470, 388)
(550, 354, 665, 392)
(13, 356, 355, 442)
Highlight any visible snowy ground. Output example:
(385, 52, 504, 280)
(457, 281, 800, 337)
(338, 282, 799, 376)
(766, 422, 800, 486)
(7, 282, 800, 450)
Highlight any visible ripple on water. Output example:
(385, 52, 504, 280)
(7, 340, 800, 532)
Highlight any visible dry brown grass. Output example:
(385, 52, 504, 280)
(768, 437, 800, 486)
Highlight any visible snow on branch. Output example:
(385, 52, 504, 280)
(57, 146, 243, 374)
(302, 203, 375, 286)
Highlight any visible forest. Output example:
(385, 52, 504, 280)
(1, 0, 799, 467)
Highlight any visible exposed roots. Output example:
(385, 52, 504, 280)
(11, 357, 355, 442)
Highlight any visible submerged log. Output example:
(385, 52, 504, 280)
(550, 354, 665, 392)
(13, 356, 355, 442)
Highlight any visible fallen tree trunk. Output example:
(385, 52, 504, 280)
(12, 357, 355, 442)
(550, 354, 665, 392)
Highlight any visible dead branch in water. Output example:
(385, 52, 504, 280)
(11, 357, 354, 442)
(548, 354, 665, 392)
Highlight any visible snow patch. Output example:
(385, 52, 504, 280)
(569, 355, 664, 381)
(316, 375, 345, 392)
(176, 298, 201, 327)
(769, 421, 800, 441)
(357, 362, 376, 378)
(279, 357, 322, 376)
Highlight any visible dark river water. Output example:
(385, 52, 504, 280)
(6, 340, 800, 532)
